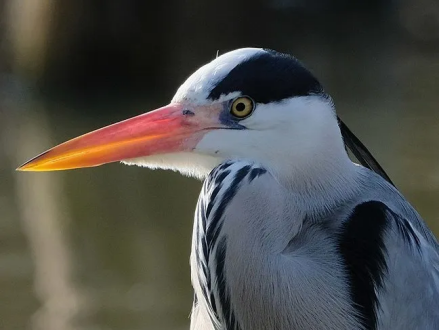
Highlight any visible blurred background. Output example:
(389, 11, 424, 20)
(1, 0, 439, 329)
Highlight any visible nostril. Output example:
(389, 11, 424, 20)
(182, 110, 195, 116)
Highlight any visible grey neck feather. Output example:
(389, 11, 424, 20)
(191, 160, 363, 330)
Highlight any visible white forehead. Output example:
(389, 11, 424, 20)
(172, 48, 265, 105)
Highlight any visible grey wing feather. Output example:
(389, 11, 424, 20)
(376, 204, 439, 329)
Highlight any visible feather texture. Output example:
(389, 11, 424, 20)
(190, 160, 439, 330)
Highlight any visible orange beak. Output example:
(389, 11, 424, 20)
(17, 103, 223, 172)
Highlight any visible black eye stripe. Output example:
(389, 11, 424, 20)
(208, 49, 323, 104)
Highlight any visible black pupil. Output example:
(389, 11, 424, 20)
(236, 102, 246, 112)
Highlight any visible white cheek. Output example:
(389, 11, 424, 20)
(195, 130, 239, 157)
(195, 97, 341, 174)
(195, 127, 274, 166)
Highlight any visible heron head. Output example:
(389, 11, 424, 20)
(18, 48, 347, 179)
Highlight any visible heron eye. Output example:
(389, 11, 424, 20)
(230, 97, 255, 119)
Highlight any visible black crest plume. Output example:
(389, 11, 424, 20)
(338, 118, 394, 186)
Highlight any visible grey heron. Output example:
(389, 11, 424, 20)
(18, 48, 439, 330)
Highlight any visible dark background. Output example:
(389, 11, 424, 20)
(1, 1, 439, 329)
